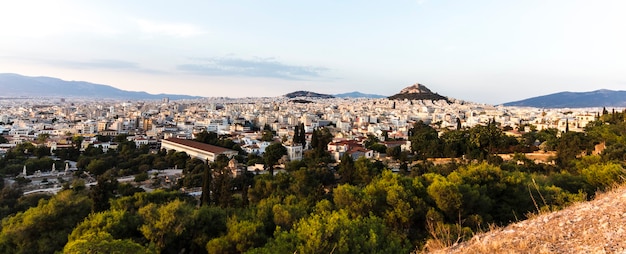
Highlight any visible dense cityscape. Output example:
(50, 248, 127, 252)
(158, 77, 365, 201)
(1, 81, 625, 253)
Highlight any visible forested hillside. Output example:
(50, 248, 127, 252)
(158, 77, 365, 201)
(0, 111, 625, 253)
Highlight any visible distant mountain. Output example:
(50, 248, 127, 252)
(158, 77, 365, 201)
(503, 89, 626, 108)
(0, 73, 202, 100)
(284, 90, 334, 99)
(334, 91, 386, 99)
(388, 83, 449, 102)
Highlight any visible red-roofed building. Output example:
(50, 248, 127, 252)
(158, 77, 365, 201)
(161, 138, 238, 162)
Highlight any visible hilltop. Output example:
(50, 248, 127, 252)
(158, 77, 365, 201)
(425, 185, 626, 253)
(388, 83, 449, 102)
(0, 73, 202, 100)
(334, 91, 386, 99)
(503, 89, 626, 108)
(283, 90, 334, 99)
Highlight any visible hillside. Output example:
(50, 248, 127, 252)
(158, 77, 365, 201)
(388, 83, 449, 102)
(504, 89, 626, 108)
(284, 90, 334, 99)
(0, 73, 201, 100)
(425, 185, 626, 253)
(334, 91, 386, 98)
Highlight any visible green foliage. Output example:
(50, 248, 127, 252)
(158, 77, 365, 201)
(386, 145, 402, 160)
(580, 162, 625, 191)
(64, 232, 154, 254)
(555, 131, 593, 168)
(187, 205, 228, 252)
(110, 190, 195, 212)
(254, 209, 411, 254)
(310, 127, 333, 157)
(0, 185, 25, 218)
(409, 121, 441, 159)
(467, 122, 505, 157)
(139, 199, 194, 252)
(0, 190, 92, 254)
(0, 110, 624, 254)
(338, 153, 356, 184)
(68, 209, 142, 244)
(352, 157, 382, 186)
(427, 176, 462, 220)
(292, 123, 306, 146)
(206, 216, 267, 253)
(90, 171, 120, 212)
(263, 142, 287, 175)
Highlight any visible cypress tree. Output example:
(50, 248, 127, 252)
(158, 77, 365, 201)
(293, 124, 300, 145)
(200, 160, 212, 206)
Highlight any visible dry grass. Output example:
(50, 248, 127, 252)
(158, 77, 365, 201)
(420, 184, 626, 254)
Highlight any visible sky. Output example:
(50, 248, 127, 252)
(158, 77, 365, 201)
(1, 0, 625, 104)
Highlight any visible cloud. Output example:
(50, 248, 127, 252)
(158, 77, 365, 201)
(136, 19, 205, 38)
(177, 57, 329, 80)
(45, 59, 163, 74)
(62, 59, 140, 69)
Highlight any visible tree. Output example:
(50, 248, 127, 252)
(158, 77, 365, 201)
(297, 123, 306, 147)
(63, 232, 152, 254)
(386, 146, 401, 160)
(200, 161, 212, 206)
(206, 217, 267, 253)
(293, 123, 301, 145)
(338, 153, 356, 184)
(212, 155, 234, 207)
(67, 209, 143, 245)
(90, 170, 120, 212)
(440, 129, 468, 158)
(33, 145, 51, 158)
(467, 122, 503, 158)
(138, 199, 194, 252)
(254, 209, 410, 254)
(556, 131, 591, 168)
(426, 175, 462, 220)
(263, 143, 287, 176)
(0, 190, 92, 253)
(195, 130, 218, 145)
(72, 135, 84, 148)
(261, 124, 274, 142)
(86, 158, 112, 176)
(364, 134, 380, 149)
(0, 185, 23, 218)
(409, 121, 441, 159)
(310, 128, 332, 151)
(581, 162, 625, 191)
(37, 133, 50, 143)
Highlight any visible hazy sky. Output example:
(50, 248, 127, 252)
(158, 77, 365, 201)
(1, 0, 625, 104)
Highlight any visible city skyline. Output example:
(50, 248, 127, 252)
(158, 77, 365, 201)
(1, 0, 625, 104)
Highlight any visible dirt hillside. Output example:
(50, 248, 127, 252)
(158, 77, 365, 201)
(426, 185, 626, 254)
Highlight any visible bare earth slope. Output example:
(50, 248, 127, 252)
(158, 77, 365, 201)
(428, 185, 626, 254)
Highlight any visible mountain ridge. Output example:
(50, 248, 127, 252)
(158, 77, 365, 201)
(334, 91, 386, 98)
(0, 73, 202, 100)
(503, 89, 626, 108)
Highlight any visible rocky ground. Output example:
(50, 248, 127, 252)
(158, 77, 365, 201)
(425, 185, 626, 254)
